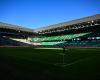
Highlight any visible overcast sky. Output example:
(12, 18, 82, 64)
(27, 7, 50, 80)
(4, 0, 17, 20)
(0, 0, 100, 29)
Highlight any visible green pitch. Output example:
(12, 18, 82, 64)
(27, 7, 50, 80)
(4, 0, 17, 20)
(0, 47, 100, 80)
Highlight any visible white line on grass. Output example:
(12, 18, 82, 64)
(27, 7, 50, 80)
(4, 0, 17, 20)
(35, 48, 63, 50)
(54, 55, 99, 67)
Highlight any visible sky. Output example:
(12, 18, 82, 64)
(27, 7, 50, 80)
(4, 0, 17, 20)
(0, 0, 100, 29)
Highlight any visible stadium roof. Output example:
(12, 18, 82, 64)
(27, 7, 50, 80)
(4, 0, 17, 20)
(0, 22, 34, 32)
(34, 14, 100, 32)
(0, 14, 100, 33)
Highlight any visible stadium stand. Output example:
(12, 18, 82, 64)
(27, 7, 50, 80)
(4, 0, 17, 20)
(32, 33, 90, 41)
(0, 14, 100, 47)
(0, 22, 34, 46)
(0, 36, 33, 46)
(32, 14, 100, 47)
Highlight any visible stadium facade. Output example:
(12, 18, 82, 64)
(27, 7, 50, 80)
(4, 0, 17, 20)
(0, 14, 100, 47)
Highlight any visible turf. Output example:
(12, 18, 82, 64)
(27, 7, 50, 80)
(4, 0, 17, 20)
(0, 47, 100, 80)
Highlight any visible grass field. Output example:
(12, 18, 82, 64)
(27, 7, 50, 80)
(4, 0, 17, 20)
(0, 47, 100, 80)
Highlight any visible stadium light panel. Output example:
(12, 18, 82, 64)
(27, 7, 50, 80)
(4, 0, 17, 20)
(18, 30, 20, 32)
(91, 20, 94, 23)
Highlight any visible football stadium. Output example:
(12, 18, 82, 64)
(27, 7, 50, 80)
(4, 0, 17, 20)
(0, 14, 100, 80)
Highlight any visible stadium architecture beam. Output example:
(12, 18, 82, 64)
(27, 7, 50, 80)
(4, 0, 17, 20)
(0, 14, 100, 35)
(0, 22, 35, 38)
(34, 14, 100, 32)
(0, 22, 34, 33)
